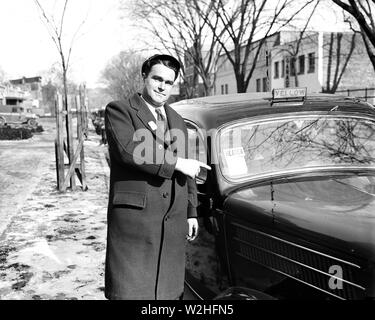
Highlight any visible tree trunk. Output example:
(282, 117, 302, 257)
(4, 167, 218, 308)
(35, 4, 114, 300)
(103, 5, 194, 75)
(235, 73, 246, 93)
(325, 33, 334, 92)
(361, 30, 375, 71)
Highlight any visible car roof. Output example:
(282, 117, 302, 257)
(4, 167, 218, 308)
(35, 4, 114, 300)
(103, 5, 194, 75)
(170, 92, 375, 129)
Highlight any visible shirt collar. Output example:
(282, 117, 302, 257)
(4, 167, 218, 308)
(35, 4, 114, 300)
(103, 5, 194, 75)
(140, 95, 167, 121)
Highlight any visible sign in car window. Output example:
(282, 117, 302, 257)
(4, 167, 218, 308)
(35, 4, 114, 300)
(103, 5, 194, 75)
(218, 115, 375, 181)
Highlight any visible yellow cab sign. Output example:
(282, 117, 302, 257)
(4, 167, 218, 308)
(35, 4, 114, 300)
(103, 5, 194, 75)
(271, 87, 307, 106)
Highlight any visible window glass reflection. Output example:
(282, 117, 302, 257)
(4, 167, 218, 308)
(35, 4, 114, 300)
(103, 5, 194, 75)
(219, 115, 375, 180)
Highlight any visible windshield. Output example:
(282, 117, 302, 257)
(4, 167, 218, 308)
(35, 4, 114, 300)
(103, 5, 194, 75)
(218, 114, 375, 181)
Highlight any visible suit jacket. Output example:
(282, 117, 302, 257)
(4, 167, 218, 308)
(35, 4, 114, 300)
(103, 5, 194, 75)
(104, 93, 198, 300)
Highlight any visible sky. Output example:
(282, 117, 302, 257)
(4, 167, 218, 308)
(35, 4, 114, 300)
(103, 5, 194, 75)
(0, 0, 142, 88)
(0, 0, 350, 89)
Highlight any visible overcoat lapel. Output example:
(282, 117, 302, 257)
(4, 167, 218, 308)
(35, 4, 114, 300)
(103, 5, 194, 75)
(129, 93, 157, 137)
(164, 104, 183, 153)
(129, 93, 182, 149)
(130, 93, 168, 147)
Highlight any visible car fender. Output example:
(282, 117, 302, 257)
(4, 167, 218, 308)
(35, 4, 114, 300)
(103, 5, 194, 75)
(213, 287, 276, 300)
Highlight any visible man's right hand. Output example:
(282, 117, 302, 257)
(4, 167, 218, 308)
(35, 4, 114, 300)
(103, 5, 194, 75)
(175, 158, 211, 179)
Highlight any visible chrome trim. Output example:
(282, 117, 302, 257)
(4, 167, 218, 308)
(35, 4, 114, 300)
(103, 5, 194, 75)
(231, 222, 361, 268)
(184, 280, 204, 300)
(236, 252, 346, 300)
(233, 236, 365, 291)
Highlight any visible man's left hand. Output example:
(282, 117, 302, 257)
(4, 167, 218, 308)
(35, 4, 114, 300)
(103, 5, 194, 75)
(187, 218, 198, 241)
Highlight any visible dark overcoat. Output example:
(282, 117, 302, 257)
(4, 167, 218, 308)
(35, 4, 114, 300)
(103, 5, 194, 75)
(104, 93, 198, 300)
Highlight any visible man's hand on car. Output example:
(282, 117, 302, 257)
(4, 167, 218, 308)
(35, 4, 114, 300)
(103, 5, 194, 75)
(175, 158, 211, 179)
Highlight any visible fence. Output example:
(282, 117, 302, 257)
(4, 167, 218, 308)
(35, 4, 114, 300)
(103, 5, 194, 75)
(54, 88, 89, 192)
(334, 87, 375, 104)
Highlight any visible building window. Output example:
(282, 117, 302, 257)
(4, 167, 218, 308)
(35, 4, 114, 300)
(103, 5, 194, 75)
(281, 59, 285, 78)
(290, 57, 296, 76)
(262, 77, 268, 92)
(274, 61, 279, 79)
(256, 79, 261, 92)
(12, 107, 18, 112)
(225, 84, 228, 94)
(221, 85, 224, 95)
(298, 55, 305, 74)
(308, 52, 315, 73)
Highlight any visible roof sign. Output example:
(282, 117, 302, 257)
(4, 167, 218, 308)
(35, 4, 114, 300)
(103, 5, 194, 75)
(273, 87, 307, 100)
(271, 87, 307, 106)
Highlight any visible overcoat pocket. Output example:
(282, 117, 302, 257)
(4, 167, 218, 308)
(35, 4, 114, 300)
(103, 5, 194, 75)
(113, 191, 147, 209)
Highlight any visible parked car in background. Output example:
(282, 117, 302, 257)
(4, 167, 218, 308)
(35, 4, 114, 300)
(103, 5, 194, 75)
(91, 108, 106, 145)
(171, 88, 375, 300)
(0, 105, 39, 127)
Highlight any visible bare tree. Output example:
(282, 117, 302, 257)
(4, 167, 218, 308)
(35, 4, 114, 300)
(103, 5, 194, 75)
(275, 0, 321, 87)
(323, 32, 357, 93)
(126, 0, 222, 97)
(332, 0, 375, 71)
(101, 50, 144, 100)
(34, 0, 87, 111)
(195, 0, 319, 93)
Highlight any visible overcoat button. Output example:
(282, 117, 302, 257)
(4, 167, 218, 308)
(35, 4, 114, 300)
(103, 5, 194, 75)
(158, 145, 163, 150)
(163, 192, 169, 198)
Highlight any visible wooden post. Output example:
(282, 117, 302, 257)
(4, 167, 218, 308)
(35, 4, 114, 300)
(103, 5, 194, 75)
(65, 95, 76, 190)
(80, 91, 87, 190)
(79, 84, 88, 137)
(55, 94, 65, 191)
(76, 94, 87, 190)
(54, 90, 88, 192)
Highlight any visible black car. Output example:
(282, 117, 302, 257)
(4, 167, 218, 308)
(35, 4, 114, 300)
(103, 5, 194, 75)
(171, 88, 375, 300)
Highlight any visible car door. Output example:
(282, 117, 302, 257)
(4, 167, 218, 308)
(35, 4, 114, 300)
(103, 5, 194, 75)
(184, 120, 229, 298)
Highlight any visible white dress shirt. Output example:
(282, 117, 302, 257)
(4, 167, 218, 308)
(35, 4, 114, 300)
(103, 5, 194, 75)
(140, 95, 167, 122)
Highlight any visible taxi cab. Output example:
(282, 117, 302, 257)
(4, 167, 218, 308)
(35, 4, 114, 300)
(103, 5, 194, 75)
(171, 88, 375, 300)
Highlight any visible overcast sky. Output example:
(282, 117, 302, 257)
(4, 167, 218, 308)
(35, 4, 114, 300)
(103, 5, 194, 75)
(0, 0, 349, 89)
(0, 0, 140, 88)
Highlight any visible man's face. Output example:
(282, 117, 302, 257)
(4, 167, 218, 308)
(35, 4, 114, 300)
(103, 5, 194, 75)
(142, 63, 175, 108)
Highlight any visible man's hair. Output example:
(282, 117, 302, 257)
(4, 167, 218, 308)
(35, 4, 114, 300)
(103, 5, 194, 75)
(141, 54, 181, 81)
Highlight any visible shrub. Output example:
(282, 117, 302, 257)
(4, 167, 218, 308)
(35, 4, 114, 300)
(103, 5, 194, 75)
(30, 125, 44, 133)
(0, 126, 33, 140)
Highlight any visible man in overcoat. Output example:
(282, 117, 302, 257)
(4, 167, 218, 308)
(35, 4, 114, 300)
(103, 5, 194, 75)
(104, 54, 210, 300)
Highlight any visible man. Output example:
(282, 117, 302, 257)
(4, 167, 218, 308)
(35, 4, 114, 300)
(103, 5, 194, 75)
(104, 54, 210, 300)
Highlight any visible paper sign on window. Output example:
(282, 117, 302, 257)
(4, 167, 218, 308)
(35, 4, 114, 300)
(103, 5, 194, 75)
(222, 147, 248, 176)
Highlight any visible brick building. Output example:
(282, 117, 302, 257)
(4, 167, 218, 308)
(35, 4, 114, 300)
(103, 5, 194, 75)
(215, 31, 375, 103)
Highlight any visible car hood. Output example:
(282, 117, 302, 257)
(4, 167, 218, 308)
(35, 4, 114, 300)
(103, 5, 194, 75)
(224, 174, 375, 261)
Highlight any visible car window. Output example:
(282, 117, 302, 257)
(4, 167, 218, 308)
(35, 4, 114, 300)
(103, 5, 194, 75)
(186, 121, 208, 183)
(218, 114, 375, 181)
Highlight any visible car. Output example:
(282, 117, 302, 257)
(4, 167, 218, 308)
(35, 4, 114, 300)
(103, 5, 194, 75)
(170, 88, 375, 300)
(0, 105, 39, 127)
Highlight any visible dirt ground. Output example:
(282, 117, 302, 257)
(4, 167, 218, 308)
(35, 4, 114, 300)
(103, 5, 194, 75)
(0, 118, 110, 300)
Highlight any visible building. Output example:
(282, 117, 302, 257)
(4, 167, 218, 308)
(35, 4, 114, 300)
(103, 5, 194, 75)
(9, 76, 45, 115)
(215, 31, 375, 102)
(0, 84, 27, 106)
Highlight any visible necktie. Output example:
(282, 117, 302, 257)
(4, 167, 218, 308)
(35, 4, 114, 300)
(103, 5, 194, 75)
(155, 107, 166, 134)
(155, 107, 170, 143)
